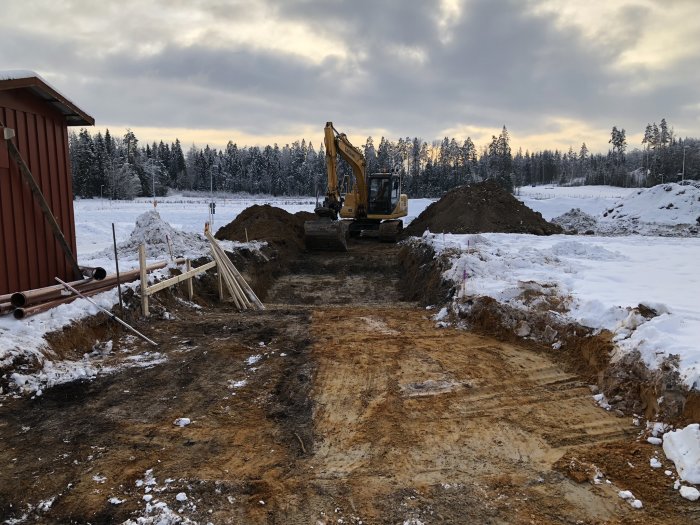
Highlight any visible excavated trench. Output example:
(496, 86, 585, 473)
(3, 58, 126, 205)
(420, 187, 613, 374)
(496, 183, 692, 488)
(0, 237, 697, 524)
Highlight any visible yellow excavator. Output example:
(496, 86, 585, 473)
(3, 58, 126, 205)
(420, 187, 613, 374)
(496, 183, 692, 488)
(304, 122, 408, 251)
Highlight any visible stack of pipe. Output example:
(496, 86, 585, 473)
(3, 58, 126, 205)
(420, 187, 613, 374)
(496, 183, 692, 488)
(6, 259, 186, 319)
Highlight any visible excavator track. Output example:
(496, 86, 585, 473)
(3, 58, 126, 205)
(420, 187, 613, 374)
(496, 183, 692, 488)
(304, 218, 349, 251)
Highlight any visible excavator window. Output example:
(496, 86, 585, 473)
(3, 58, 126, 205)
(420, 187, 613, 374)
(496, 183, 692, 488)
(368, 177, 391, 214)
(391, 177, 400, 209)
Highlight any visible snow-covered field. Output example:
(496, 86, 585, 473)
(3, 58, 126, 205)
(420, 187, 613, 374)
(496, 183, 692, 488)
(517, 185, 637, 220)
(74, 196, 435, 266)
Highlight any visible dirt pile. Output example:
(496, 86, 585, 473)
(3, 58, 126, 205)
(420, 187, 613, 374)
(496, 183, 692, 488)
(404, 180, 563, 236)
(215, 204, 315, 257)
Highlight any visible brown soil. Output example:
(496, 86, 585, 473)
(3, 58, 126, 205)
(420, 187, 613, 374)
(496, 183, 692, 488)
(403, 180, 563, 237)
(215, 204, 315, 258)
(0, 207, 694, 524)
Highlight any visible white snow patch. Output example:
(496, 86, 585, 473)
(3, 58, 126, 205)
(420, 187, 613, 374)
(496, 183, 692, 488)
(173, 418, 191, 427)
(246, 354, 262, 366)
(593, 393, 611, 410)
(680, 486, 700, 501)
(663, 423, 700, 483)
(176, 492, 187, 502)
(650, 457, 662, 468)
(433, 307, 449, 321)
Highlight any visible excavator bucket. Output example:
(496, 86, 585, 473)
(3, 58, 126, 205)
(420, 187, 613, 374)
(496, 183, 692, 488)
(304, 218, 348, 251)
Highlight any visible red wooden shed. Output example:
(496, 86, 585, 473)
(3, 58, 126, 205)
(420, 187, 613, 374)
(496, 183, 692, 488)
(0, 70, 94, 296)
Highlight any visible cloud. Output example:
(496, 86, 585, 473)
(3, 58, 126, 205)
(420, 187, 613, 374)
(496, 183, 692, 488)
(0, 0, 697, 153)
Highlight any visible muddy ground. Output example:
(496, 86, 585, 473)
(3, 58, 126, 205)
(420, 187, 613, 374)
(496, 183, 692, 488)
(0, 240, 697, 524)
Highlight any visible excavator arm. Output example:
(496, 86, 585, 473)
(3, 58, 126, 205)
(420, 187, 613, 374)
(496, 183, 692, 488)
(319, 122, 367, 219)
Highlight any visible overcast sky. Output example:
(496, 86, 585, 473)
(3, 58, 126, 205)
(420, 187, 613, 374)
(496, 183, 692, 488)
(2, 0, 698, 153)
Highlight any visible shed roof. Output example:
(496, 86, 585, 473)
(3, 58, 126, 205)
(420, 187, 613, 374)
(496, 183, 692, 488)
(0, 70, 94, 126)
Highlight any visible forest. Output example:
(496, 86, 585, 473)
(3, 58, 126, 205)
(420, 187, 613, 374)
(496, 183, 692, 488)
(69, 119, 699, 200)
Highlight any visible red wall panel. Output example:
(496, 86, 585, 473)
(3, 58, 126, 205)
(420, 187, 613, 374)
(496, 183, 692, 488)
(0, 89, 80, 295)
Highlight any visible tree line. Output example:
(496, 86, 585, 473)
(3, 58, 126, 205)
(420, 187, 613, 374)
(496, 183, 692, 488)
(69, 119, 699, 200)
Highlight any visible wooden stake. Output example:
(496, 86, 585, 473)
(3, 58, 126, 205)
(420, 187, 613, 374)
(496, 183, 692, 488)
(139, 244, 149, 317)
(205, 230, 264, 310)
(185, 259, 194, 300)
(112, 223, 123, 311)
(217, 267, 224, 301)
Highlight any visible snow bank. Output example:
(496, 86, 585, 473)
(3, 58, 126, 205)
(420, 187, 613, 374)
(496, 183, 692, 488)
(526, 182, 700, 237)
(424, 232, 700, 389)
(600, 182, 700, 226)
(663, 424, 700, 483)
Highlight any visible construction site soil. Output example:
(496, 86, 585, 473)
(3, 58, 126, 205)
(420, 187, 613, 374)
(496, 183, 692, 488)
(0, 204, 696, 524)
(403, 180, 563, 237)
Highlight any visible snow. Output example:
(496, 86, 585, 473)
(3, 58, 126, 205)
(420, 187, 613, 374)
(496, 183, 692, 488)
(176, 492, 187, 502)
(0, 69, 45, 81)
(520, 182, 700, 236)
(680, 486, 700, 501)
(173, 418, 191, 427)
(599, 183, 700, 226)
(663, 424, 700, 483)
(246, 354, 262, 366)
(425, 231, 700, 389)
(650, 457, 662, 468)
(518, 185, 636, 220)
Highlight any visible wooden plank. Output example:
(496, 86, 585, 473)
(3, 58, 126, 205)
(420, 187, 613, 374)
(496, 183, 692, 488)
(145, 260, 215, 296)
(206, 231, 264, 310)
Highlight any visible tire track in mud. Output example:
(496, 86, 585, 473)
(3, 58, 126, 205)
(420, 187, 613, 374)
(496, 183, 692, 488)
(304, 305, 642, 523)
(263, 243, 659, 522)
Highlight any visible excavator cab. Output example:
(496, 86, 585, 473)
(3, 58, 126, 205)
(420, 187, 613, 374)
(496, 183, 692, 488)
(367, 174, 400, 215)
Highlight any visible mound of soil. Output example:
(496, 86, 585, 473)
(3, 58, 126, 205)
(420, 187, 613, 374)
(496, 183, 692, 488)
(404, 180, 563, 236)
(215, 204, 314, 257)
